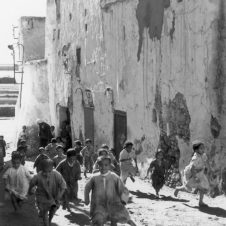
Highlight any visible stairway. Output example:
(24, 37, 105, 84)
(0, 84, 19, 117)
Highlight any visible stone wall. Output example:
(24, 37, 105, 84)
(45, 0, 226, 179)
(19, 17, 45, 62)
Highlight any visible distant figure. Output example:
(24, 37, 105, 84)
(3, 152, 32, 211)
(84, 155, 136, 226)
(119, 141, 138, 184)
(174, 140, 210, 207)
(53, 145, 66, 168)
(50, 126, 55, 138)
(17, 125, 28, 147)
(81, 139, 94, 178)
(33, 147, 50, 173)
(29, 159, 66, 226)
(146, 149, 166, 197)
(0, 135, 6, 171)
(17, 140, 28, 165)
(45, 138, 57, 159)
(74, 140, 83, 165)
(37, 119, 52, 148)
(56, 149, 81, 210)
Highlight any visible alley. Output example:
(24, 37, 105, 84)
(0, 159, 226, 226)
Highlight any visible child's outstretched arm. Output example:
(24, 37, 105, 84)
(84, 178, 93, 205)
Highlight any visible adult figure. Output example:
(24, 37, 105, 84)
(37, 119, 52, 148)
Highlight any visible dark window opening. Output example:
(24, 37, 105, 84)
(57, 29, 60, 40)
(85, 24, 88, 32)
(76, 48, 81, 65)
(69, 13, 72, 21)
(55, 0, 61, 23)
(84, 9, 87, 16)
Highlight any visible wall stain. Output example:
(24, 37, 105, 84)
(210, 115, 221, 138)
(136, 0, 170, 61)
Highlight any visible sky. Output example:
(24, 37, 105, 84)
(0, 0, 46, 64)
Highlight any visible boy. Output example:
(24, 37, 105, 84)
(74, 140, 83, 165)
(81, 139, 95, 178)
(3, 152, 32, 211)
(53, 145, 66, 168)
(45, 138, 57, 159)
(0, 135, 6, 171)
(119, 141, 138, 184)
(34, 147, 50, 173)
(29, 159, 66, 226)
(56, 149, 81, 209)
(84, 155, 136, 226)
(17, 140, 28, 165)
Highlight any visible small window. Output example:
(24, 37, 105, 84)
(55, 0, 61, 23)
(84, 9, 87, 16)
(76, 48, 81, 65)
(85, 24, 88, 32)
(69, 13, 72, 21)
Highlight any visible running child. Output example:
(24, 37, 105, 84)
(33, 147, 50, 173)
(56, 149, 81, 209)
(53, 145, 66, 168)
(3, 152, 32, 211)
(84, 155, 136, 226)
(29, 159, 66, 226)
(174, 140, 210, 207)
(146, 149, 166, 197)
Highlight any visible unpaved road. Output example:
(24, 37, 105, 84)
(0, 160, 226, 226)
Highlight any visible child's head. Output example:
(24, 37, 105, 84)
(51, 138, 57, 144)
(39, 147, 46, 154)
(85, 139, 92, 147)
(41, 159, 54, 177)
(20, 139, 27, 147)
(0, 135, 4, 140)
(66, 148, 76, 163)
(155, 149, 164, 160)
(192, 140, 205, 155)
(56, 136, 63, 143)
(123, 141, 133, 152)
(97, 156, 111, 174)
(74, 140, 82, 148)
(11, 152, 22, 169)
(22, 125, 26, 131)
(97, 148, 108, 157)
(56, 145, 64, 156)
(101, 144, 109, 151)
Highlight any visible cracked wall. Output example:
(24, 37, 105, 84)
(46, 0, 226, 180)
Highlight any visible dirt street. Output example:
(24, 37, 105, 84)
(0, 159, 226, 226)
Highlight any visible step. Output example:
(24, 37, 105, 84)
(0, 98, 17, 105)
(0, 106, 15, 117)
(0, 94, 18, 98)
(0, 90, 19, 95)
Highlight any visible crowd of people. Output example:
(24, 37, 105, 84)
(0, 121, 223, 226)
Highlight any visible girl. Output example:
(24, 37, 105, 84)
(29, 159, 66, 226)
(174, 140, 210, 207)
(146, 149, 166, 197)
(3, 151, 32, 211)
(84, 155, 136, 226)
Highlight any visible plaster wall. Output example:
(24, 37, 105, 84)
(46, 0, 226, 177)
(20, 17, 46, 62)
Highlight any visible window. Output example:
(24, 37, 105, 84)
(55, 0, 61, 23)
(76, 48, 81, 65)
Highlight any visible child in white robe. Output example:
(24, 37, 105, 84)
(84, 155, 136, 226)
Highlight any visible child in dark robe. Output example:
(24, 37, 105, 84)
(29, 159, 66, 226)
(146, 149, 166, 197)
(56, 149, 81, 209)
(85, 155, 136, 226)
(34, 147, 50, 173)
(53, 145, 66, 168)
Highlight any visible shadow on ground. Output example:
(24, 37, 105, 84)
(184, 203, 226, 218)
(130, 190, 189, 202)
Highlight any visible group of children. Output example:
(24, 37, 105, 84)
(1, 130, 216, 225)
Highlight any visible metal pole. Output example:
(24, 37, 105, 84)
(13, 49, 16, 84)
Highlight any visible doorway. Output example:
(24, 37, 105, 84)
(58, 106, 72, 149)
(84, 106, 94, 144)
(114, 110, 127, 160)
